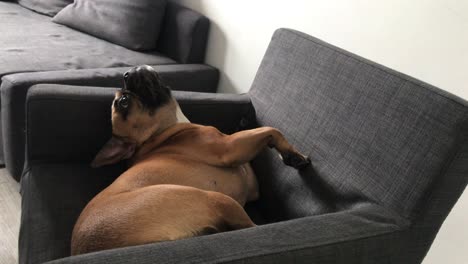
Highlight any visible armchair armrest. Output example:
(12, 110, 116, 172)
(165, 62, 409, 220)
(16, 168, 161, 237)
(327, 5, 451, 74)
(25, 85, 254, 165)
(25, 85, 115, 165)
(45, 205, 409, 264)
(2, 64, 218, 179)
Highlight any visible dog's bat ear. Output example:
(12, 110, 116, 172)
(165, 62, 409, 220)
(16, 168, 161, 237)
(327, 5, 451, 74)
(91, 136, 136, 168)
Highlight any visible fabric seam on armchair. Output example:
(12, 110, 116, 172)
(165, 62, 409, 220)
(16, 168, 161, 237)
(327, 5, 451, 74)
(408, 125, 468, 223)
(211, 229, 407, 264)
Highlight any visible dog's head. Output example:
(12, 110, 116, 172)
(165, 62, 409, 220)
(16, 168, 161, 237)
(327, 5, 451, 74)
(91, 65, 176, 168)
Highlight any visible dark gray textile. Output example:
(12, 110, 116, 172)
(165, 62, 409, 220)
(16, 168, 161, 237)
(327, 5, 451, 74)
(20, 163, 126, 264)
(25, 86, 242, 164)
(249, 28, 468, 222)
(1, 64, 219, 180)
(0, 0, 214, 173)
(53, 0, 167, 51)
(17, 0, 72, 16)
(0, 2, 174, 76)
(19, 29, 468, 264)
(21, 85, 405, 264)
(157, 2, 209, 63)
(0, 1, 210, 78)
(20, 86, 255, 264)
(43, 204, 407, 264)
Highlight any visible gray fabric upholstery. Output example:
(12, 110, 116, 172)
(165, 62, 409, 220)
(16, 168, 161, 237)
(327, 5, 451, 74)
(19, 29, 468, 264)
(0, 1, 210, 75)
(17, 0, 72, 16)
(53, 0, 167, 51)
(249, 29, 468, 222)
(157, 1, 210, 63)
(24, 86, 245, 164)
(1, 64, 218, 180)
(0, 0, 214, 175)
(0, 0, 210, 76)
(43, 204, 407, 264)
(0, 2, 174, 76)
(20, 86, 255, 264)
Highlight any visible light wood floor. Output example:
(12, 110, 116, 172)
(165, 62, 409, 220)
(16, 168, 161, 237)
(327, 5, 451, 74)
(0, 169, 20, 264)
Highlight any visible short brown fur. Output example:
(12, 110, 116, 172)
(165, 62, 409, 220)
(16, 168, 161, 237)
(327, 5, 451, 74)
(71, 66, 310, 255)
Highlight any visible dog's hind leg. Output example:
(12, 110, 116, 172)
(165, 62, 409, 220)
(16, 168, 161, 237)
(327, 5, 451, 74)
(72, 184, 255, 255)
(209, 191, 256, 230)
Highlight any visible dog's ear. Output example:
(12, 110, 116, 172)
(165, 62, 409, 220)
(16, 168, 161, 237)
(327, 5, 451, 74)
(91, 136, 136, 168)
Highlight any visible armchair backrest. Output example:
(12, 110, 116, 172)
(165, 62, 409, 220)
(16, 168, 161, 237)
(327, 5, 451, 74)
(248, 29, 468, 223)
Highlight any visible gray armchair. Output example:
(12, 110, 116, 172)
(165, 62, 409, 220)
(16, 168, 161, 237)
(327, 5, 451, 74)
(19, 29, 467, 264)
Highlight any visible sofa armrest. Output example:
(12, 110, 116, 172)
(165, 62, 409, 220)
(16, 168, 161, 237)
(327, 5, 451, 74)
(25, 85, 253, 165)
(157, 2, 210, 63)
(44, 205, 409, 264)
(2, 64, 218, 179)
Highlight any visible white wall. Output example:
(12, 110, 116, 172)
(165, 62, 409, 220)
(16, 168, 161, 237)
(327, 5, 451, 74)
(174, 0, 467, 263)
(174, 0, 468, 97)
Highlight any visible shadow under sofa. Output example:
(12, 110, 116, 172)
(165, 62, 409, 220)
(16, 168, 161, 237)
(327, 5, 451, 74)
(0, 0, 219, 180)
(19, 28, 468, 264)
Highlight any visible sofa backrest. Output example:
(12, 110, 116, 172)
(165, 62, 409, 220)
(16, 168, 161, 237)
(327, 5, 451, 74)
(249, 28, 468, 222)
(157, 2, 209, 64)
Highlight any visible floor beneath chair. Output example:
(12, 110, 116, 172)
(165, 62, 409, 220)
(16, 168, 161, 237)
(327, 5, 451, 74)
(0, 168, 20, 264)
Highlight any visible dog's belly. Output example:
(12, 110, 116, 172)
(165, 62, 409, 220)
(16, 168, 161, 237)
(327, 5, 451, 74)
(108, 155, 257, 205)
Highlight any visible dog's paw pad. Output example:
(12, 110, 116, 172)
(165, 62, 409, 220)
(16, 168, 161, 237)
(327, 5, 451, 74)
(282, 152, 311, 170)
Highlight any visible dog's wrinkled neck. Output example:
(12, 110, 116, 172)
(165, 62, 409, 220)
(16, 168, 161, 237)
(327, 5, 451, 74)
(131, 123, 194, 164)
(149, 98, 190, 137)
(131, 99, 191, 162)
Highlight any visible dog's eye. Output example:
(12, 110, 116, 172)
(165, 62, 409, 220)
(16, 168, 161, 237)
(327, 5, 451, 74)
(119, 95, 130, 109)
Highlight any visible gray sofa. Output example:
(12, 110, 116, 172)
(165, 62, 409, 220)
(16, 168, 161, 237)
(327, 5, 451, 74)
(0, 0, 219, 180)
(20, 29, 467, 263)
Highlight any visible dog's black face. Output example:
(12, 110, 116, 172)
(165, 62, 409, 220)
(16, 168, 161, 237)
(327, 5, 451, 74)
(115, 65, 172, 119)
(91, 65, 176, 168)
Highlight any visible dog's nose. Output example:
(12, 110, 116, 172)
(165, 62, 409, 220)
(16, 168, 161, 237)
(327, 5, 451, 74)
(124, 72, 129, 81)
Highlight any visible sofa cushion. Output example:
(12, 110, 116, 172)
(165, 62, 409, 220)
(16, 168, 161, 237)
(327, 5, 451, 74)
(17, 0, 72, 16)
(0, 1, 175, 79)
(53, 0, 167, 51)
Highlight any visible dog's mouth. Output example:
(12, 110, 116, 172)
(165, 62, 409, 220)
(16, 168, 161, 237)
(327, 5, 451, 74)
(121, 65, 172, 110)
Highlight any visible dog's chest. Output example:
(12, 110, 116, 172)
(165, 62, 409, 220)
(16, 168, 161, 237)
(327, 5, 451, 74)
(117, 126, 250, 202)
(129, 154, 243, 188)
(153, 126, 224, 159)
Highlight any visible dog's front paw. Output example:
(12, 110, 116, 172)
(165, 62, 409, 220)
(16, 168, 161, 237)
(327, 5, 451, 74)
(281, 152, 311, 170)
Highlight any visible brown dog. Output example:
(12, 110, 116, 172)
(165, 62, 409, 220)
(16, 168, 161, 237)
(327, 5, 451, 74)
(71, 65, 310, 255)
